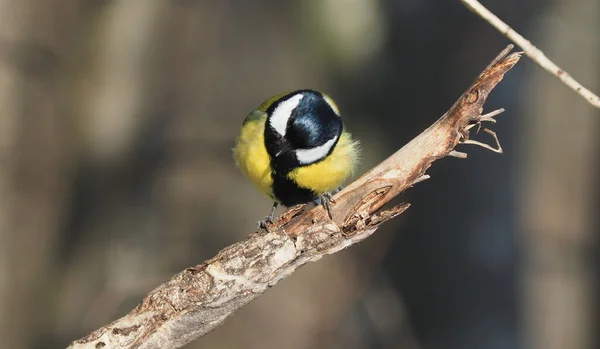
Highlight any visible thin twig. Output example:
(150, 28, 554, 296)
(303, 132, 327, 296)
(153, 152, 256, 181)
(461, 0, 600, 109)
(68, 46, 522, 349)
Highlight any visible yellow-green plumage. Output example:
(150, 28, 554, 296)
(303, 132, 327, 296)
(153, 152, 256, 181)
(287, 132, 358, 194)
(234, 111, 274, 198)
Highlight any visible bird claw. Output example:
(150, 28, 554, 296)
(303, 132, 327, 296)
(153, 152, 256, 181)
(258, 202, 279, 231)
(319, 192, 335, 220)
(257, 217, 273, 231)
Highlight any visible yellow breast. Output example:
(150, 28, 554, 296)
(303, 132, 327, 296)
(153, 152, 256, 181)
(233, 112, 273, 198)
(287, 131, 359, 195)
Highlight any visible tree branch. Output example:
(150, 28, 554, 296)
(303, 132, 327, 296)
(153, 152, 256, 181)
(68, 45, 522, 349)
(462, 0, 600, 109)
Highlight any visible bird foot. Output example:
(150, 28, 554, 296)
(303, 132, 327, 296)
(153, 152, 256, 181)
(312, 186, 342, 220)
(257, 217, 273, 231)
(257, 202, 279, 231)
(319, 192, 336, 220)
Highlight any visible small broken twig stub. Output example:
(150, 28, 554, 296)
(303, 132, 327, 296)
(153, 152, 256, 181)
(68, 45, 521, 349)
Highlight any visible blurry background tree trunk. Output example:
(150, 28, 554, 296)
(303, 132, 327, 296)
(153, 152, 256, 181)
(0, 1, 79, 348)
(520, 0, 599, 348)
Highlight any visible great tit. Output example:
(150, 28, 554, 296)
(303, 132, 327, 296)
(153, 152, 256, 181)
(234, 89, 360, 227)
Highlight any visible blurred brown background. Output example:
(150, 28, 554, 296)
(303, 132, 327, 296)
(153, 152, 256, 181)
(0, 0, 598, 348)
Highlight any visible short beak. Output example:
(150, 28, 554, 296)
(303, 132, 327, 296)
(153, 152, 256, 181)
(275, 139, 294, 157)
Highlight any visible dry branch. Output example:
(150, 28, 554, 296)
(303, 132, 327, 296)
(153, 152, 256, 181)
(462, 0, 600, 109)
(68, 45, 522, 349)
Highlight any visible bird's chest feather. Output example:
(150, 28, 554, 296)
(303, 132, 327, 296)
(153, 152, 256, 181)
(287, 132, 357, 194)
(234, 119, 273, 197)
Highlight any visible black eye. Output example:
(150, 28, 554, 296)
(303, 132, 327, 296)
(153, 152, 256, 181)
(286, 93, 342, 149)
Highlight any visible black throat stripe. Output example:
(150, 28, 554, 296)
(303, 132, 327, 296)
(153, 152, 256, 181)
(263, 133, 317, 206)
(266, 138, 317, 206)
(272, 173, 316, 206)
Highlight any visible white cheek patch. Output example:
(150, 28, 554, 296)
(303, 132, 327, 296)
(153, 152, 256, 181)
(270, 94, 304, 137)
(295, 137, 338, 165)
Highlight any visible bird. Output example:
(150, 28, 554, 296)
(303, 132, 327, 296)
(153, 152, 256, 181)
(233, 89, 360, 228)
